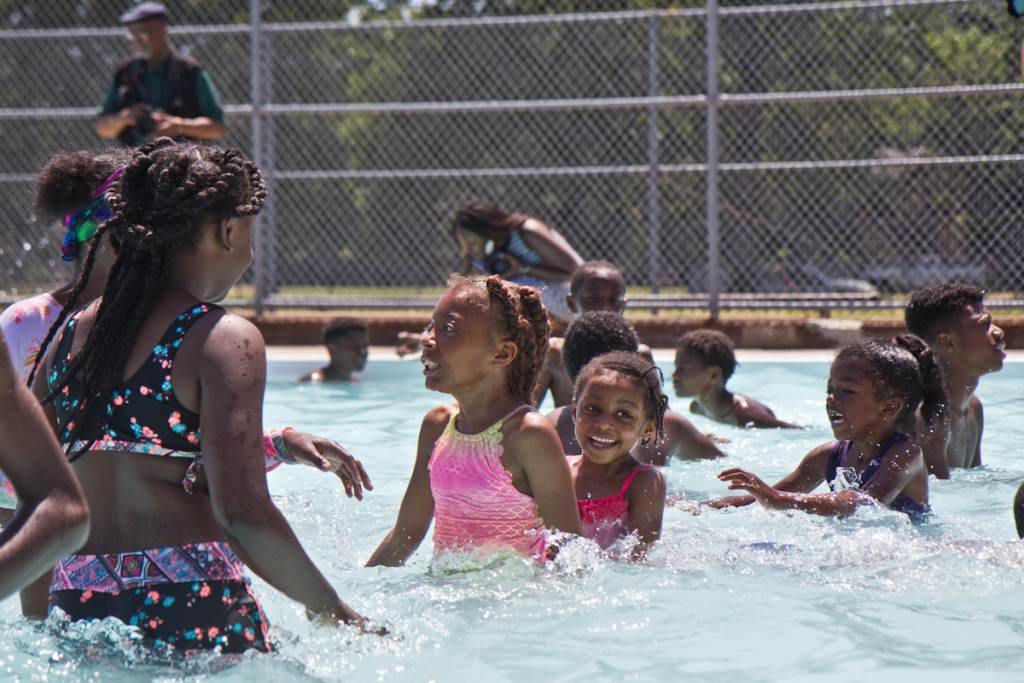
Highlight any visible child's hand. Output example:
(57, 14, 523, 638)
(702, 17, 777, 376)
(717, 468, 781, 508)
(283, 430, 374, 500)
(395, 332, 422, 358)
(707, 432, 731, 445)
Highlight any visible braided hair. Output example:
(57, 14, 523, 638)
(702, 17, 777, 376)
(573, 351, 669, 442)
(32, 138, 266, 460)
(449, 274, 550, 403)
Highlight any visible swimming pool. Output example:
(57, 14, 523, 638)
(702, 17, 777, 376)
(2, 357, 1022, 682)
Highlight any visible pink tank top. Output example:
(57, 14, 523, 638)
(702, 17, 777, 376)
(428, 405, 546, 561)
(569, 456, 653, 549)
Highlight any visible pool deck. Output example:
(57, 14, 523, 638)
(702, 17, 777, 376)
(268, 346, 1024, 363)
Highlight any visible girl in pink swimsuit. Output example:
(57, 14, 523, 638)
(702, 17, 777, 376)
(569, 352, 667, 558)
(367, 275, 581, 567)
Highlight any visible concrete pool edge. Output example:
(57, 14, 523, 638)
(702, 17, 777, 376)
(267, 346, 1024, 363)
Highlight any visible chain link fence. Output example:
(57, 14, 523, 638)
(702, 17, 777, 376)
(0, 0, 1022, 315)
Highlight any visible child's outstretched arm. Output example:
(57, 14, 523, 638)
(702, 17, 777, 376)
(625, 468, 666, 560)
(718, 442, 922, 517)
(516, 219, 583, 282)
(704, 442, 833, 510)
(508, 413, 581, 535)
(0, 332, 89, 600)
(265, 428, 374, 499)
(366, 406, 451, 567)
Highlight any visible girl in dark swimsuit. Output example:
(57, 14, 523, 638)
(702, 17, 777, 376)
(30, 139, 381, 653)
(709, 337, 940, 519)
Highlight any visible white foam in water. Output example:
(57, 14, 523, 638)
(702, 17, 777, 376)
(2, 358, 1022, 681)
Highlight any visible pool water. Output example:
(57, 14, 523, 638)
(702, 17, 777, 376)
(2, 358, 1023, 682)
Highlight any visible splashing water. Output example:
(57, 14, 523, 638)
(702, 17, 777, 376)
(1, 359, 1022, 681)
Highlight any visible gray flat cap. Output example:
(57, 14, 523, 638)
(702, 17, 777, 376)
(120, 2, 168, 24)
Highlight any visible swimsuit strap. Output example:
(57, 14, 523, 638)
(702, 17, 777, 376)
(859, 432, 908, 486)
(825, 440, 851, 488)
(617, 464, 654, 497)
(496, 403, 533, 427)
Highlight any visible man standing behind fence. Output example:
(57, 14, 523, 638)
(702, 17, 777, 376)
(96, 3, 226, 146)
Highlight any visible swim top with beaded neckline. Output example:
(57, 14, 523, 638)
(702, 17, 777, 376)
(428, 404, 546, 561)
(49, 302, 221, 493)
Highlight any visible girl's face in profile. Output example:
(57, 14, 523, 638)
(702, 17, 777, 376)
(420, 287, 504, 396)
(825, 357, 898, 441)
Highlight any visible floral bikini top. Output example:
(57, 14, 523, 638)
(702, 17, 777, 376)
(49, 303, 221, 494)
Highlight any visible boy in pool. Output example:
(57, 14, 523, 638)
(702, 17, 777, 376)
(673, 330, 798, 429)
(533, 260, 652, 407)
(548, 311, 725, 464)
(300, 317, 370, 383)
(904, 284, 1005, 478)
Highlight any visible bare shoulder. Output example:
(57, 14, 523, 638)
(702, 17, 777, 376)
(505, 409, 563, 456)
(546, 405, 568, 424)
(199, 309, 262, 351)
(969, 394, 984, 420)
(422, 403, 457, 435)
(520, 217, 552, 235)
(799, 441, 837, 470)
(665, 408, 697, 432)
(547, 339, 565, 368)
(632, 465, 665, 490)
(734, 394, 775, 418)
(888, 437, 923, 463)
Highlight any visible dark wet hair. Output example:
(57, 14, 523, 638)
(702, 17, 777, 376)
(573, 351, 668, 442)
(905, 283, 985, 343)
(1014, 482, 1024, 540)
(324, 317, 368, 344)
(676, 329, 737, 382)
(563, 311, 640, 382)
(835, 336, 946, 433)
(449, 274, 550, 403)
(451, 201, 527, 242)
(569, 260, 625, 297)
(33, 138, 266, 460)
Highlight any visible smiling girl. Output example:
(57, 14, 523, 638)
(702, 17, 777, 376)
(367, 275, 580, 566)
(569, 352, 667, 559)
(709, 338, 937, 519)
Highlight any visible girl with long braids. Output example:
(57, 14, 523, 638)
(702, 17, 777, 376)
(1, 148, 373, 526)
(28, 139, 378, 652)
(367, 275, 580, 567)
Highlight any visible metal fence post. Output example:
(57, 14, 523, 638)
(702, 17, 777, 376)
(705, 0, 722, 320)
(646, 13, 661, 301)
(249, 0, 267, 314)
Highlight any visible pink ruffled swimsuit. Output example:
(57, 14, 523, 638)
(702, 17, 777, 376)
(569, 456, 653, 549)
(428, 405, 546, 561)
